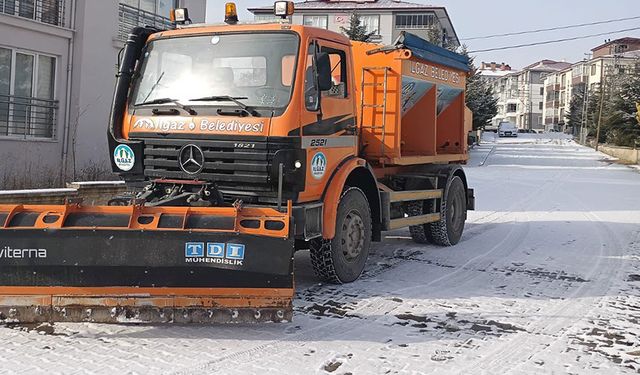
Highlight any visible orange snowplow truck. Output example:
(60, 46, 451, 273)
(0, 3, 474, 324)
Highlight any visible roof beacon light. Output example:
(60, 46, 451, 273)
(274, 1, 294, 19)
(225, 2, 239, 24)
(170, 8, 190, 24)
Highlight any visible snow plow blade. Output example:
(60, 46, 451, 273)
(0, 202, 294, 324)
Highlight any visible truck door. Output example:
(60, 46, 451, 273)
(298, 39, 357, 202)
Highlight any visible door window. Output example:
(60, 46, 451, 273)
(320, 46, 347, 98)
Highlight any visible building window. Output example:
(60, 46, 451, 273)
(591, 64, 596, 76)
(539, 87, 544, 95)
(120, 0, 175, 16)
(507, 103, 517, 112)
(1, 0, 65, 26)
(118, 0, 177, 41)
(255, 13, 290, 23)
(303, 15, 328, 29)
(0, 46, 57, 139)
(396, 13, 435, 29)
(539, 102, 543, 110)
(360, 15, 380, 35)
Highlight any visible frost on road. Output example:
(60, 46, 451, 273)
(2, 134, 640, 374)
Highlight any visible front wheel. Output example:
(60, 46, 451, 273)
(310, 187, 372, 284)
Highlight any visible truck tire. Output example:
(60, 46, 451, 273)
(408, 199, 435, 244)
(310, 187, 372, 284)
(409, 176, 466, 246)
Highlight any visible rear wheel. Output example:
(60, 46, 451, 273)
(310, 187, 372, 284)
(409, 176, 467, 246)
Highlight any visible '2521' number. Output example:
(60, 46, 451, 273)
(310, 139, 327, 147)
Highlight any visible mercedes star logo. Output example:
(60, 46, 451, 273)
(178, 144, 205, 175)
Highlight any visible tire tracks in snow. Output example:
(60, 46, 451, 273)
(171, 166, 567, 374)
(455, 169, 626, 374)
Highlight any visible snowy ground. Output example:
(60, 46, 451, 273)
(2, 133, 640, 374)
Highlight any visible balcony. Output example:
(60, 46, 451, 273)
(546, 84, 560, 91)
(0, 0, 66, 27)
(572, 75, 588, 85)
(0, 94, 58, 139)
(118, 3, 173, 42)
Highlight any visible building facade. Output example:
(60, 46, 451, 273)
(0, 0, 206, 188)
(248, 0, 460, 48)
(542, 37, 640, 133)
(491, 60, 571, 130)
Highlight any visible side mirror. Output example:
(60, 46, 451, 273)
(316, 52, 332, 92)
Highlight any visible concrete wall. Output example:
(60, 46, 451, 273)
(598, 145, 639, 164)
(0, 181, 125, 205)
(67, 0, 121, 178)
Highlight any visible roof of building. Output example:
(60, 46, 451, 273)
(591, 37, 640, 52)
(479, 69, 514, 78)
(522, 59, 573, 72)
(249, 0, 440, 11)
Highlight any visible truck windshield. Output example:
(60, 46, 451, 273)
(131, 33, 299, 114)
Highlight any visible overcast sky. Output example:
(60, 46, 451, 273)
(205, 0, 640, 70)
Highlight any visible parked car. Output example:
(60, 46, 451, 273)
(498, 122, 518, 137)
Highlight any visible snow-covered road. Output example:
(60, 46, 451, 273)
(2, 134, 640, 374)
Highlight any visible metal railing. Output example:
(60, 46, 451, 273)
(0, 0, 66, 27)
(0, 94, 58, 139)
(118, 3, 174, 42)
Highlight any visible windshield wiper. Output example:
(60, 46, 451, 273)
(134, 97, 197, 116)
(188, 96, 258, 116)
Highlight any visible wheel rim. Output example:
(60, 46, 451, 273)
(449, 190, 465, 232)
(341, 209, 365, 261)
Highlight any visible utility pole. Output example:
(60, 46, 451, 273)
(579, 53, 592, 144)
(595, 42, 617, 151)
(595, 58, 606, 151)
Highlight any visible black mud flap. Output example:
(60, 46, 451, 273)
(467, 188, 475, 211)
(0, 229, 295, 324)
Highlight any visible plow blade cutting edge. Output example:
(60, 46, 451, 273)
(0, 203, 295, 324)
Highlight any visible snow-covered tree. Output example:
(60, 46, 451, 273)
(566, 83, 586, 135)
(340, 13, 375, 42)
(602, 62, 640, 147)
(461, 47, 498, 131)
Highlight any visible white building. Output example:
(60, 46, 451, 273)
(491, 60, 572, 130)
(248, 0, 460, 47)
(0, 0, 206, 188)
(542, 37, 640, 133)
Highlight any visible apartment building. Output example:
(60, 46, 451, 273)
(491, 60, 571, 130)
(248, 0, 460, 47)
(0, 0, 206, 186)
(542, 37, 640, 133)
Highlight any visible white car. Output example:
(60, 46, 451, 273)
(498, 122, 518, 137)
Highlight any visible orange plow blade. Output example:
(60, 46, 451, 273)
(0, 202, 295, 323)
